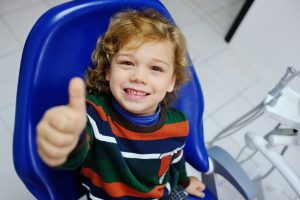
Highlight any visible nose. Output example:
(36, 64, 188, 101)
(129, 67, 147, 84)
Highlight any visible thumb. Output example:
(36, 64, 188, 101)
(68, 77, 86, 112)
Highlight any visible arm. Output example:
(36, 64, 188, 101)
(172, 150, 206, 198)
(36, 78, 87, 167)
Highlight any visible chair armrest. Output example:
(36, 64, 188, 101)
(207, 146, 256, 200)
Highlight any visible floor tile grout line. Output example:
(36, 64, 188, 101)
(226, 0, 247, 16)
(42, 0, 54, 7)
(206, 0, 245, 16)
(207, 50, 266, 96)
(0, 102, 16, 110)
(0, 114, 14, 134)
(0, 1, 49, 16)
(200, 0, 248, 38)
(0, 49, 22, 59)
(190, 0, 227, 16)
(0, 17, 22, 51)
(179, 1, 245, 40)
(204, 82, 263, 123)
(0, 15, 24, 46)
(204, 92, 242, 118)
(1, 1, 53, 46)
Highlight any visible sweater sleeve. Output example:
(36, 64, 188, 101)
(171, 150, 190, 188)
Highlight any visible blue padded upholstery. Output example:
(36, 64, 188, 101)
(13, 0, 213, 199)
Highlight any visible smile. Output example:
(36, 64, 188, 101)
(124, 88, 150, 96)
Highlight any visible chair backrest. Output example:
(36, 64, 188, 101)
(13, 0, 208, 199)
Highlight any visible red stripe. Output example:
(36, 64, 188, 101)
(109, 120, 189, 140)
(86, 99, 108, 121)
(80, 167, 165, 198)
(158, 155, 172, 176)
(86, 98, 189, 140)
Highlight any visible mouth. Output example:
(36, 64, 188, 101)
(124, 88, 150, 97)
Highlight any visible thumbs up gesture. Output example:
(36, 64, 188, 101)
(37, 78, 87, 166)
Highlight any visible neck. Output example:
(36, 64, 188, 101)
(112, 99, 161, 126)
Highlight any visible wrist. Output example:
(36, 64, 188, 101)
(179, 176, 191, 189)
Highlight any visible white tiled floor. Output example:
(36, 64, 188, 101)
(1, 0, 299, 199)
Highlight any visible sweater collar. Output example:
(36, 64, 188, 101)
(112, 98, 161, 126)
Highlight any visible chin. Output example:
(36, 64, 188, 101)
(126, 107, 152, 116)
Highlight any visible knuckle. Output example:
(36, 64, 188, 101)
(36, 121, 47, 135)
(47, 148, 66, 160)
(55, 134, 75, 147)
(53, 116, 68, 130)
(55, 136, 67, 147)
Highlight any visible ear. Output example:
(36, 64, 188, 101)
(167, 75, 176, 92)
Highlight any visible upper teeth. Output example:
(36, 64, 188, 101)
(127, 89, 147, 96)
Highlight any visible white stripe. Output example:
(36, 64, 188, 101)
(121, 145, 185, 160)
(159, 172, 166, 184)
(171, 150, 184, 164)
(88, 114, 185, 162)
(160, 144, 185, 159)
(87, 114, 117, 143)
(121, 151, 160, 159)
(166, 182, 171, 194)
(82, 183, 104, 200)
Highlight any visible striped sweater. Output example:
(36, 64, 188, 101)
(60, 95, 190, 199)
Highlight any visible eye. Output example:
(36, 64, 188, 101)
(150, 66, 163, 72)
(121, 61, 134, 66)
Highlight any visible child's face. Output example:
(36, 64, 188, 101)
(106, 39, 176, 116)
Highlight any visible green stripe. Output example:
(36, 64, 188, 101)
(83, 142, 160, 193)
(86, 95, 110, 116)
(165, 108, 187, 124)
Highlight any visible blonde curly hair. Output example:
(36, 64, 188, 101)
(85, 8, 190, 106)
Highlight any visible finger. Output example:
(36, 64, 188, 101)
(198, 191, 205, 198)
(68, 77, 86, 112)
(197, 182, 206, 191)
(195, 184, 206, 198)
(190, 189, 205, 198)
(38, 147, 67, 167)
(37, 137, 77, 166)
(38, 122, 78, 147)
(44, 106, 78, 132)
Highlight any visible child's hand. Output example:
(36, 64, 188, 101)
(185, 176, 206, 198)
(36, 78, 87, 166)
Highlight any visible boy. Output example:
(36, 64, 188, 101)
(37, 9, 205, 199)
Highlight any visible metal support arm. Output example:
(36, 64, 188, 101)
(245, 132, 300, 197)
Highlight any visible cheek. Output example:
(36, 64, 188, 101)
(109, 72, 126, 88)
(153, 79, 172, 93)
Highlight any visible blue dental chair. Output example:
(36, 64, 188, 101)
(13, 0, 256, 199)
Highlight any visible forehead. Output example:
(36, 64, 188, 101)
(118, 39, 175, 58)
(118, 39, 175, 66)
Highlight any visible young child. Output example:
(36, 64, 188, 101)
(37, 9, 205, 199)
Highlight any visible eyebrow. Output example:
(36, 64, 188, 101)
(116, 54, 170, 68)
(152, 58, 170, 68)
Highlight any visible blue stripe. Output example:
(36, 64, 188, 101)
(116, 136, 186, 155)
(87, 104, 115, 138)
(87, 103, 186, 155)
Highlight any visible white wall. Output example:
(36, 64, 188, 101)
(230, 0, 300, 92)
